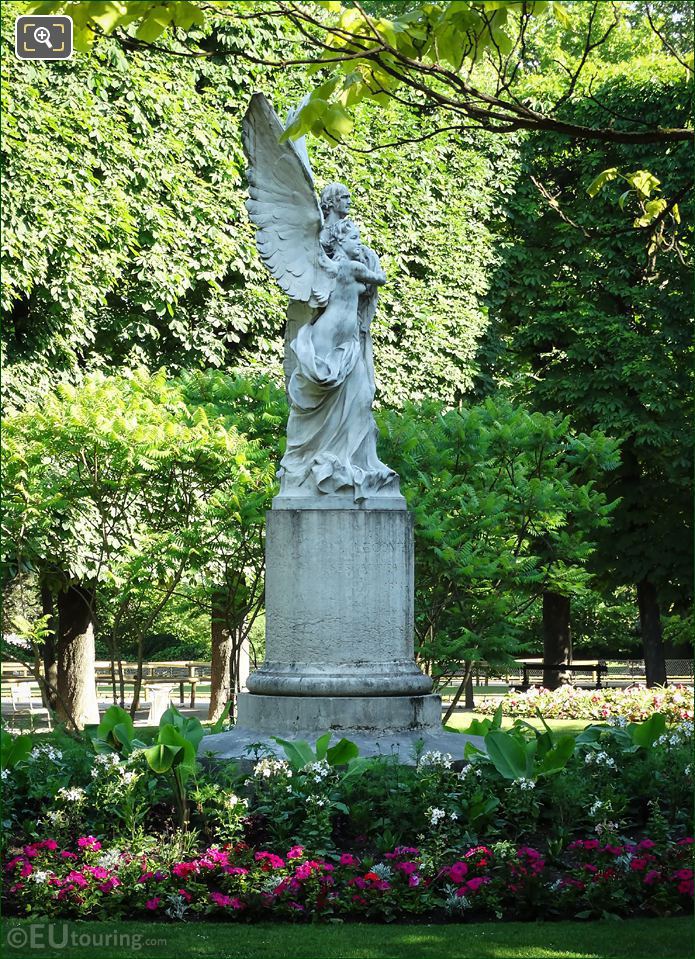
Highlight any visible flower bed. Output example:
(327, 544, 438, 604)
(5, 836, 693, 923)
(477, 685, 693, 722)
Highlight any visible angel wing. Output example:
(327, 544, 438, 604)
(243, 93, 336, 308)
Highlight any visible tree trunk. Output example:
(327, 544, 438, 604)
(442, 661, 474, 725)
(208, 594, 234, 723)
(40, 585, 59, 710)
(464, 666, 475, 709)
(56, 584, 100, 729)
(542, 591, 572, 690)
(637, 578, 667, 687)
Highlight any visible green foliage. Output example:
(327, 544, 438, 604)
(487, 56, 693, 613)
(379, 397, 619, 680)
(1, 368, 276, 690)
(4, 2, 512, 409)
(273, 733, 361, 770)
(0, 730, 33, 770)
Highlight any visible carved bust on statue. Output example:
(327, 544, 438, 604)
(242, 94, 404, 508)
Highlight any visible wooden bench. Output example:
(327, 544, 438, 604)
(514, 661, 608, 691)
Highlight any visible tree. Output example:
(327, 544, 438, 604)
(486, 57, 692, 685)
(378, 396, 619, 711)
(25, 1, 693, 146)
(2, 369, 276, 726)
(4, 0, 511, 409)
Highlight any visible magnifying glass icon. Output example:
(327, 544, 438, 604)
(34, 26, 53, 49)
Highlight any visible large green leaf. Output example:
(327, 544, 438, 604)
(536, 735, 576, 776)
(144, 742, 180, 774)
(630, 713, 667, 749)
(326, 737, 359, 766)
(272, 737, 317, 769)
(485, 729, 528, 780)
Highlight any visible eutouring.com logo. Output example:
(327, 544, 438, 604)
(5, 923, 168, 952)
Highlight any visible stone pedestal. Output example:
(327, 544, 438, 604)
(247, 509, 430, 698)
(200, 508, 483, 764)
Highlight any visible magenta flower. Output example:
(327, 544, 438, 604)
(210, 891, 235, 907)
(145, 898, 160, 910)
(286, 846, 304, 859)
(224, 866, 249, 876)
(339, 853, 360, 867)
(178, 888, 192, 902)
(77, 837, 101, 850)
(464, 876, 491, 893)
(254, 852, 285, 870)
(644, 870, 661, 885)
(448, 862, 469, 883)
(396, 861, 418, 875)
(172, 861, 199, 878)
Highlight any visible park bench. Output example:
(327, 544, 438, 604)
(514, 660, 608, 691)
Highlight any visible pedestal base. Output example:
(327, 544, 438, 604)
(237, 691, 441, 733)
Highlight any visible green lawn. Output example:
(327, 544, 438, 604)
(4, 918, 691, 959)
(445, 713, 590, 737)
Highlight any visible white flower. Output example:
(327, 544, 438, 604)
(253, 757, 292, 779)
(684, 765, 692, 778)
(459, 764, 482, 780)
(57, 787, 86, 802)
(588, 800, 604, 817)
(419, 750, 453, 770)
(91, 753, 122, 777)
(225, 793, 246, 808)
(512, 777, 536, 790)
(29, 870, 49, 883)
(120, 770, 138, 786)
(302, 759, 331, 782)
(30, 744, 62, 763)
(1, 769, 10, 781)
(428, 807, 446, 826)
(585, 751, 616, 768)
(96, 849, 121, 869)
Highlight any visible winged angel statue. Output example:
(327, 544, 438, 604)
(243, 94, 404, 506)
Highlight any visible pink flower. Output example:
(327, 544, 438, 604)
(89, 867, 109, 880)
(466, 845, 493, 858)
(448, 862, 469, 883)
(172, 861, 199, 878)
(518, 846, 543, 859)
(210, 891, 234, 907)
(637, 839, 656, 849)
(677, 837, 694, 846)
(178, 888, 192, 902)
(38, 840, 59, 851)
(673, 869, 694, 880)
(286, 846, 304, 860)
(254, 852, 285, 870)
(210, 891, 245, 910)
(60, 851, 77, 860)
(395, 861, 418, 875)
(464, 876, 491, 893)
(630, 858, 648, 871)
(644, 870, 661, 885)
(408, 874, 420, 887)
(603, 845, 623, 855)
(66, 871, 88, 888)
(339, 853, 360, 867)
(224, 866, 249, 876)
(145, 898, 160, 910)
(99, 878, 120, 893)
(20, 862, 33, 878)
(77, 837, 101, 850)
(23, 845, 39, 858)
(677, 879, 694, 896)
